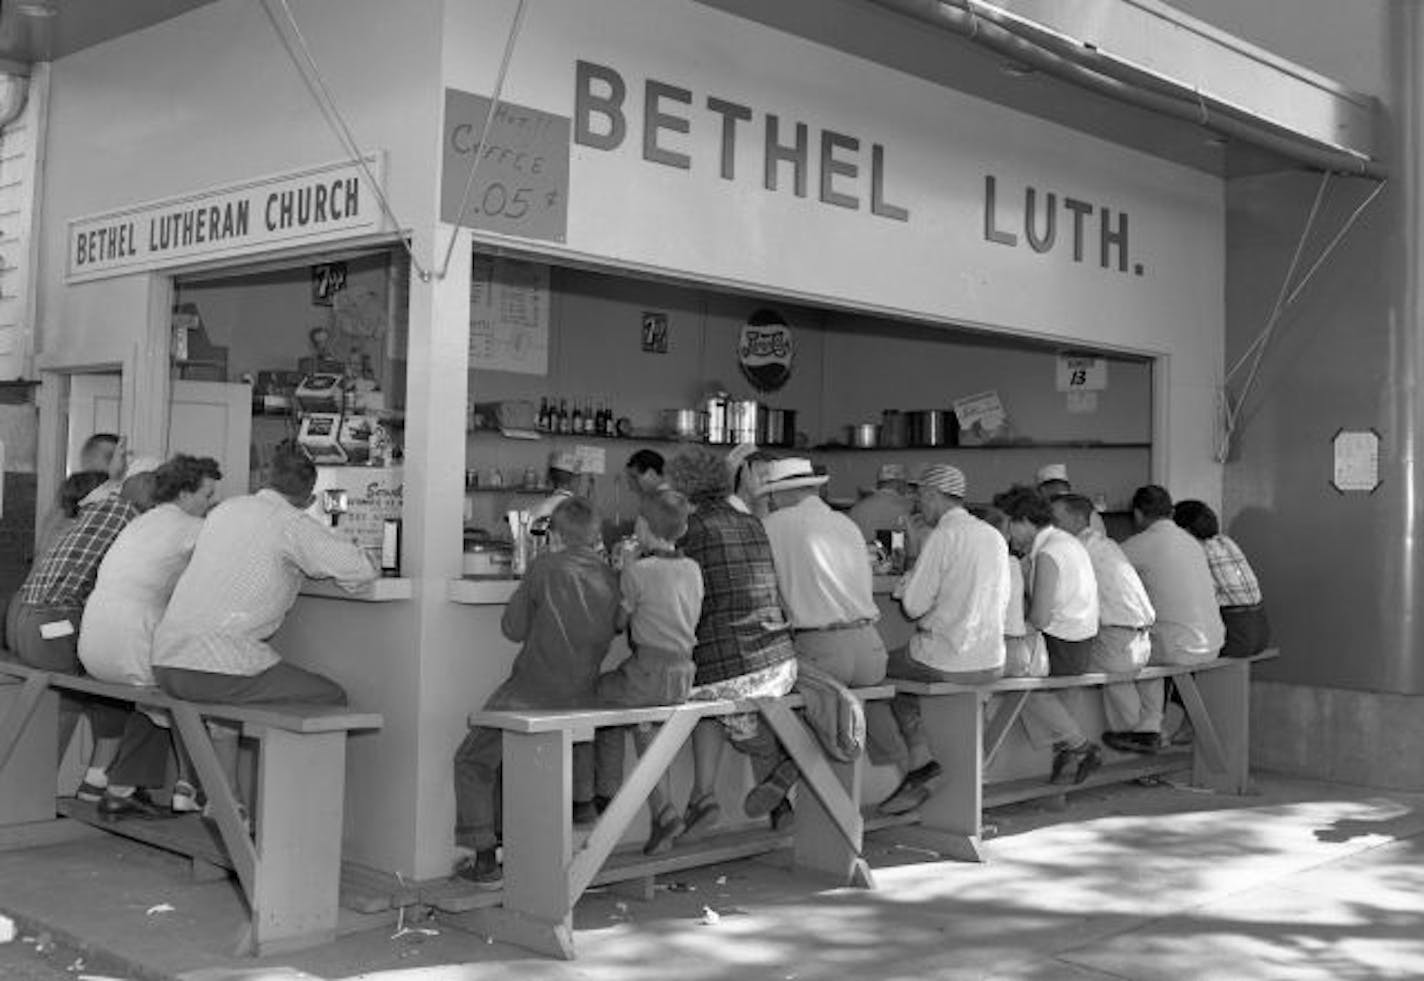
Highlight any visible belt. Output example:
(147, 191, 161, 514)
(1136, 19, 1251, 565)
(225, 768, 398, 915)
(793, 618, 878, 634)
(1102, 624, 1151, 632)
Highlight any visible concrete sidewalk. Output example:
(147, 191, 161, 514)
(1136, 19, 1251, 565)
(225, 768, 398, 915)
(0, 773, 1420, 980)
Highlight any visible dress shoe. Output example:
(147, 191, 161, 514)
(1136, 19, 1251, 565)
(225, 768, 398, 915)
(98, 789, 175, 821)
(1050, 742, 1104, 785)
(1102, 731, 1161, 755)
(878, 760, 943, 816)
(453, 849, 503, 890)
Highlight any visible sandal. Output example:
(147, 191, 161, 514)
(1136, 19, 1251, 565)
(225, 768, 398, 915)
(171, 780, 204, 814)
(643, 806, 685, 856)
(679, 793, 721, 841)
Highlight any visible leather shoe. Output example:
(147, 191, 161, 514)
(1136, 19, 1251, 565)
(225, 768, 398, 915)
(1102, 731, 1161, 755)
(98, 789, 175, 821)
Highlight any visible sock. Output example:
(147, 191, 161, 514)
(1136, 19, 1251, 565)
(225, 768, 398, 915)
(107, 785, 136, 798)
(83, 767, 108, 788)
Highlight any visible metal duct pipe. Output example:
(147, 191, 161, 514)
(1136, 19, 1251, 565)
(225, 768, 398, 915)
(867, 0, 1386, 180)
(0, 73, 27, 130)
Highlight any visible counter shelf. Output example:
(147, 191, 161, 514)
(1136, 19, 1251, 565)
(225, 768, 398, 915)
(812, 441, 1152, 452)
(299, 577, 412, 602)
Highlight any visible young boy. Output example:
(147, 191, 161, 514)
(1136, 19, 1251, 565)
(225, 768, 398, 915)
(597, 488, 703, 855)
(452, 496, 621, 887)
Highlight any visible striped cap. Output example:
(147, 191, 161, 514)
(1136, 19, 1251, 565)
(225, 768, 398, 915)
(913, 463, 966, 499)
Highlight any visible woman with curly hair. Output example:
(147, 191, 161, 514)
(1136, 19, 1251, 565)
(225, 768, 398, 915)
(666, 446, 798, 837)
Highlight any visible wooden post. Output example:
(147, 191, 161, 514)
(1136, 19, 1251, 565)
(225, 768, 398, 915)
(911, 691, 985, 862)
(496, 729, 576, 959)
(0, 676, 58, 827)
(1185, 662, 1250, 793)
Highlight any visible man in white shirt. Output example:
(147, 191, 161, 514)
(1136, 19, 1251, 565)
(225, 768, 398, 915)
(847, 463, 914, 548)
(879, 464, 1010, 815)
(151, 449, 378, 706)
(1036, 463, 1107, 536)
(759, 458, 886, 686)
(1108, 485, 1224, 753)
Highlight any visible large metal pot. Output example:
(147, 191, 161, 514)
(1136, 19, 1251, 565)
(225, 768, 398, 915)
(758, 408, 797, 447)
(846, 423, 881, 449)
(663, 408, 701, 440)
(880, 409, 907, 448)
(702, 393, 729, 444)
(727, 400, 760, 445)
(906, 410, 958, 447)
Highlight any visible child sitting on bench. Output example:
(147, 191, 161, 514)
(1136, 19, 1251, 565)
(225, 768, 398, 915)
(596, 488, 703, 855)
(452, 496, 622, 887)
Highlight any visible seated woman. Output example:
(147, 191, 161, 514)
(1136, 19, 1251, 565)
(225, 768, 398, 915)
(666, 447, 798, 838)
(1172, 500, 1270, 658)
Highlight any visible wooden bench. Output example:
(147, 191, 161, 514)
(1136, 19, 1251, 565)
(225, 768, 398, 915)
(0, 659, 383, 956)
(889, 649, 1279, 862)
(453, 685, 894, 959)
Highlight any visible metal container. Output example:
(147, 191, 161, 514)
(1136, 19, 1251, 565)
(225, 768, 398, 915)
(906, 410, 957, 447)
(663, 408, 701, 440)
(846, 423, 881, 449)
(702, 393, 729, 444)
(727, 399, 760, 445)
(880, 409, 907, 448)
(758, 408, 797, 447)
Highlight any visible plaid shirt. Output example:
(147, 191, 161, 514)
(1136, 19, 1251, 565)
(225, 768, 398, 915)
(1202, 534, 1262, 607)
(18, 498, 139, 609)
(681, 499, 794, 686)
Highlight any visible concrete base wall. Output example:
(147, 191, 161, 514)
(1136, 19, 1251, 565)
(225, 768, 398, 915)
(1251, 681, 1424, 790)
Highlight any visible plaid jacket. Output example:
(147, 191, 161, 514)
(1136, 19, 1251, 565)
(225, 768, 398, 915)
(18, 498, 139, 609)
(1202, 534, 1262, 607)
(680, 499, 794, 686)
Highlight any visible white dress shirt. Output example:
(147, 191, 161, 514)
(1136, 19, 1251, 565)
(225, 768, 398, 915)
(153, 489, 377, 676)
(1028, 525, 1099, 641)
(895, 507, 1009, 673)
(1078, 527, 1155, 629)
(762, 496, 878, 630)
(1122, 519, 1225, 662)
(78, 503, 204, 686)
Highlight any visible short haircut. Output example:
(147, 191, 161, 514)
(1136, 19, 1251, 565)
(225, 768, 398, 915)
(1132, 484, 1174, 520)
(992, 484, 1053, 527)
(154, 454, 223, 505)
(81, 433, 119, 455)
(550, 495, 600, 547)
(627, 449, 665, 476)
(641, 488, 690, 543)
(1052, 493, 1097, 524)
(269, 448, 318, 500)
(59, 470, 109, 517)
(1037, 478, 1071, 498)
(1173, 499, 1219, 540)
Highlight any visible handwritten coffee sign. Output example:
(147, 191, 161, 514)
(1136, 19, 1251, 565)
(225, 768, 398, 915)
(442, 90, 570, 242)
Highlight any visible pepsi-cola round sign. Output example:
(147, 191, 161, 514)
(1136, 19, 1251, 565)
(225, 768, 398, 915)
(738, 309, 794, 392)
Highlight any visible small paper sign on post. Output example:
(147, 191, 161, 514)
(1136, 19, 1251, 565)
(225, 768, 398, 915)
(1056, 356, 1108, 392)
(1331, 429, 1380, 493)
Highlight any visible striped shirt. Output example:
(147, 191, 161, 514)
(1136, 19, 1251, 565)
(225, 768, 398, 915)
(18, 498, 139, 609)
(1202, 534, 1263, 607)
(152, 490, 377, 676)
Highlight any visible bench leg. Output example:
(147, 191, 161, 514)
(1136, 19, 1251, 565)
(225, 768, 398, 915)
(913, 691, 986, 863)
(1184, 663, 1250, 794)
(249, 728, 347, 955)
(0, 677, 58, 828)
(478, 729, 576, 960)
(757, 700, 872, 889)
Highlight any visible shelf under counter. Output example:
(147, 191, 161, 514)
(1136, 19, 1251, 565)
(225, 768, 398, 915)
(812, 441, 1151, 452)
(299, 577, 413, 602)
(448, 577, 520, 605)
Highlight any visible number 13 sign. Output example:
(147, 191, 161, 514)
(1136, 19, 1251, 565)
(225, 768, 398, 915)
(1056, 356, 1108, 392)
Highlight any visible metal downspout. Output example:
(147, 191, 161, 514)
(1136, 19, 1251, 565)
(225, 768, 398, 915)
(866, 0, 1385, 179)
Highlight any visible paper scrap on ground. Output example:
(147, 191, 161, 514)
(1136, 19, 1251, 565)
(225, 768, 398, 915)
(145, 903, 175, 916)
(0, 914, 13, 943)
(701, 906, 720, 925)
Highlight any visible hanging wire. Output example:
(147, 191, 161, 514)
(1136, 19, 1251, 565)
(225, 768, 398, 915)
(260, 0, 434, 281)
(435, 0, 531, 281)
(1216, 174, 1387, 461)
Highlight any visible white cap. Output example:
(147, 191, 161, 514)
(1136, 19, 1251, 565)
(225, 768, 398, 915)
(1036, 463, 1069, 485)
(549, 450, 579, 474)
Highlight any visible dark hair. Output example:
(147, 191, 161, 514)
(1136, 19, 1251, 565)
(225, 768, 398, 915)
(641, 488, 690, 542)
(627, 449, 665, 476)
(1173, 499, 1219, 540)
(550, 496, 600, 546)
(81, 433, 119, 455)
(1037, 479, 1071, 497)
(1131, 484, 1174, 520)
(969, 504, 1008, 535)
(154, 455, 223, 505)
(1051, 493, 1097, 523)
(992, 484, 1053, 527)
(268, 448, 317, 501)
(59, 470, 109, 517)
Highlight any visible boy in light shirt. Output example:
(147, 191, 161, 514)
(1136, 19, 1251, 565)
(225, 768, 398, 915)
(598, 488, 704, 855)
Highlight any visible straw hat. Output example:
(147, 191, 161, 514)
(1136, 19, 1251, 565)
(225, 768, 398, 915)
(912, 463, 967, 499)
(754, 457, 829, 497)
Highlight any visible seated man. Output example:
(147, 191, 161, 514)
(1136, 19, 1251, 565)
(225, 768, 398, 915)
(453, 497, 622, 887)
(879, 464, 1010, 815)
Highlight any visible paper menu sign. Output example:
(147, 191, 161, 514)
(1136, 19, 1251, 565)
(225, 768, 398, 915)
(469, 255, 550, 376)
(573, 444, 606, 475)
(953, 390, 1007, 435)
